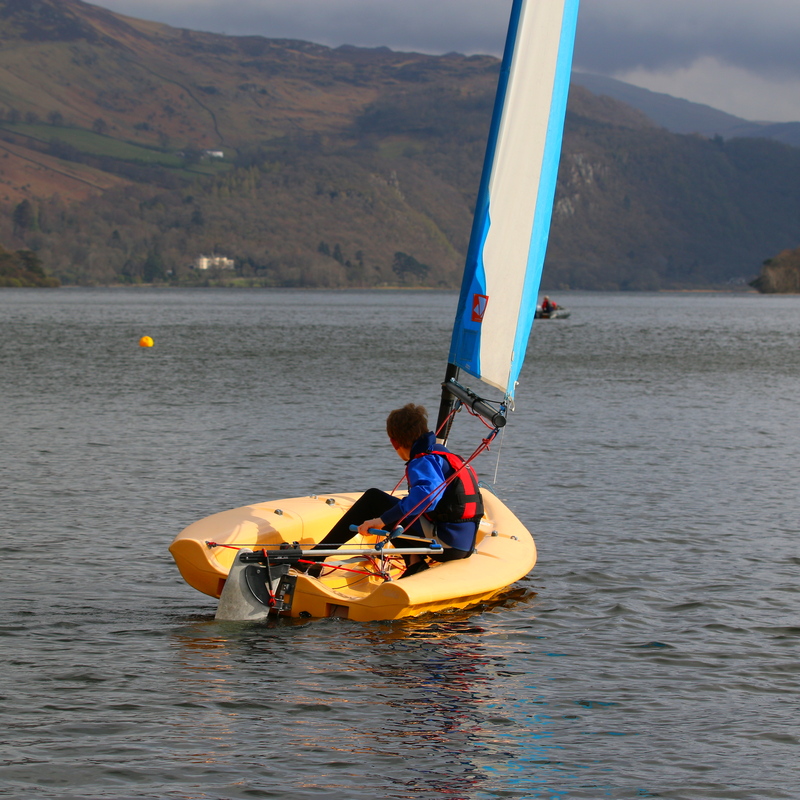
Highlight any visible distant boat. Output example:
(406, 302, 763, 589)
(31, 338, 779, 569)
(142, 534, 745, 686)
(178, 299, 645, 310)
(535, 304, 571, 319)
(169, 0, 581, 622)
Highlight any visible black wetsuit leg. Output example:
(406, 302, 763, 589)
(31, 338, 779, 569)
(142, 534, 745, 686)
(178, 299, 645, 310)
(311, 488, 399, 551)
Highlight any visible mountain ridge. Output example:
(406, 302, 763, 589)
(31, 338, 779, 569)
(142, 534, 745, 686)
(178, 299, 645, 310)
(571, 73, 800, 148)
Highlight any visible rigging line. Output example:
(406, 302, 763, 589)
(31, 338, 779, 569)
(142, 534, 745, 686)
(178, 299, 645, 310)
(307, 554, 404, 582)
(434, 405, 459, 438)
(492, 425, 506, 485)
(386, 409, 500, 531)
(303, 560, 383, 578)
(393, 431, 498, 532)
(469, 409, 495, 430)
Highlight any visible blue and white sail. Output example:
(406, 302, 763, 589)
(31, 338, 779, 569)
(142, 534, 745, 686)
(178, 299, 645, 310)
(447, 0, 580, 400)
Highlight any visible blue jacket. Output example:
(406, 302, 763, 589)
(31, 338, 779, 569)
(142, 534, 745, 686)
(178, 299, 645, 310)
(379, 432, 479, 552)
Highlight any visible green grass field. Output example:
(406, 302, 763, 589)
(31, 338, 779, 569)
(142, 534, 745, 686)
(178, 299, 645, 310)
(0, 122, 231, 177)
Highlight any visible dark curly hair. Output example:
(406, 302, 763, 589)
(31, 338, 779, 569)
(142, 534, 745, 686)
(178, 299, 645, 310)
(385, 403, 429, 449)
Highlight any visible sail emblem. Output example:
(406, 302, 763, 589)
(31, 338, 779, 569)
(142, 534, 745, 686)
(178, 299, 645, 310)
(471, 294, 489, 323)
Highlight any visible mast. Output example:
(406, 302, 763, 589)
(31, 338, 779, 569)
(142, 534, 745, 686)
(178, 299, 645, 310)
(435, 363, 460, 443)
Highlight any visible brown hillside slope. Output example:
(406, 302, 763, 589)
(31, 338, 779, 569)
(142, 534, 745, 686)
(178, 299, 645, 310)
(0, 0, 498, 157)
(0, 136, 128, 201)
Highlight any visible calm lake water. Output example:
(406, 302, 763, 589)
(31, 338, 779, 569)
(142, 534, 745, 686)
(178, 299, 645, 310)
(1, 288, 798, 799)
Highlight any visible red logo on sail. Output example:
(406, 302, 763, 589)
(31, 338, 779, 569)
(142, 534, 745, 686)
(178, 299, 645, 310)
(471, 294, 489, 322)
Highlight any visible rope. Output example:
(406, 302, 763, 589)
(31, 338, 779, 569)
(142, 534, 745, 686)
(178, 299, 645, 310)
(388, 403, 497, 499)
(391, 427, 500, 534)
(492, 424, 506, 485)
(204, 542, 402, 580)
(297, 558, 390, 578)
(434, 405, 459, 438)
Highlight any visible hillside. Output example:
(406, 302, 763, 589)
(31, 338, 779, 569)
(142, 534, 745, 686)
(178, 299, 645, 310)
(547, 108, 800, 289)
(1, 0, 799, 289)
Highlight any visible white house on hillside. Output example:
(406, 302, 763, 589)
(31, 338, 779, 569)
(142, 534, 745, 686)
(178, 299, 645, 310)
(194, 255, 235, 270)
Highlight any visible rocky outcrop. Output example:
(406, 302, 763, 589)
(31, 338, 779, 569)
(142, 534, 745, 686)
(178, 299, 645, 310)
(750, 247, 800, 293)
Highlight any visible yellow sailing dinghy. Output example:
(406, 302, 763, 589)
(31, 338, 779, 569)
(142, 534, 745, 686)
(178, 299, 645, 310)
(170, 487, 535, 622)
(169, 0, 580, 622)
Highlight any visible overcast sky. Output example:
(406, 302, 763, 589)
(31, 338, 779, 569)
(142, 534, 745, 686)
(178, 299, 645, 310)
(92, 0, 800, 122)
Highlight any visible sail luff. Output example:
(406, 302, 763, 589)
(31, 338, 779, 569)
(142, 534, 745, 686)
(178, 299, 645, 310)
(435, 2, 525, 439)
(446, 0, 580, 400)
(446, 1, 524, 351)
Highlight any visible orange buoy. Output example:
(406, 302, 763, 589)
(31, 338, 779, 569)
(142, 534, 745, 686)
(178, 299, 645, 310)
(139, 336, 154, 348)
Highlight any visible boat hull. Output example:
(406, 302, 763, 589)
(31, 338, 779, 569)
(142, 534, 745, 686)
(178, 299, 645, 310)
(535, 306, 570, 319)
(169, 490, 536, 622)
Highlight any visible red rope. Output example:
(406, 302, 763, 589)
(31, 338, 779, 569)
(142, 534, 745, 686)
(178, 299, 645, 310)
(393, 428, 498, 534)
(434, 405, 459, 438)
(312, 556, 405, 580)
(203, 544, 401, 580)
(296, 558, 382, 578)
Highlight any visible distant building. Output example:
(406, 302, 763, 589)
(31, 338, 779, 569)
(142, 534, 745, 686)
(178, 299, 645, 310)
(204, 150, 224, 159)
(194, 255, 234, 270)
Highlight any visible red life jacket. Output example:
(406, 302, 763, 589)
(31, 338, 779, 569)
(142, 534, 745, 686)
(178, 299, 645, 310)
(413, 445, 484, 523)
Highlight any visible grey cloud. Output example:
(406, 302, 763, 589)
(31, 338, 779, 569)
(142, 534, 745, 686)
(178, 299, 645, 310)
(96, 0, 512, 54)
(575, 0, 800, 79)
(94, 0, 800, 80)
